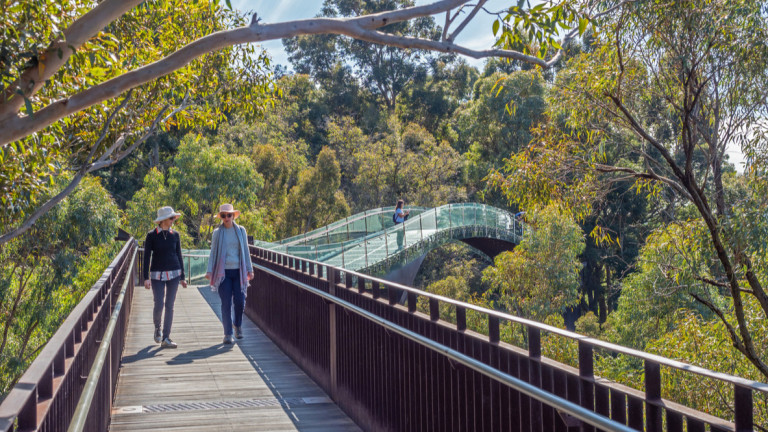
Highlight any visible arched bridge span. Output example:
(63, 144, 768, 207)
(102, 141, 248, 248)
(256, 203, 524, 285)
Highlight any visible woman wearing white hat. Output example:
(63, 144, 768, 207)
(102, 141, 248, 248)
(205, 203, 253, 344)
(143, 206, 187, 348)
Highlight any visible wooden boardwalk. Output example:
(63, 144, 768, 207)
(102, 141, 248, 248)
(111, 284, 360, 432)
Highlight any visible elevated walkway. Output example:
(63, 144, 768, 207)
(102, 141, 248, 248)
(1, 236, 763, 432)
(111, 283, 359, 432)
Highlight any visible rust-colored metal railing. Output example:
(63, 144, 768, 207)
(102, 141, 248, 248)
(0, 239, 137, 432)
(246, 246, 767, 432)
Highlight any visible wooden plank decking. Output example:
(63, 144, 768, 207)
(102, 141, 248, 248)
(110, 284, 360, 432)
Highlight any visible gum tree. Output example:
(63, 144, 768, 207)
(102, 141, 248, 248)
(0, 0, 616, 245)
(0, 0, 273, 244)
(492, 0, 768, 377)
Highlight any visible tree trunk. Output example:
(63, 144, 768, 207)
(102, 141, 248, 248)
(712, 160, 726, 217)
(16, 319, 38, 361)
(600, 266, 609, 323)
(0, 268, 30, 355)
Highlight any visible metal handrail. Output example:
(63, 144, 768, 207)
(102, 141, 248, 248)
(253, 246, 768, 395)
(254, 261, 635, 432)
(0, 240, 135, 432)
(67, 246, 137, 432)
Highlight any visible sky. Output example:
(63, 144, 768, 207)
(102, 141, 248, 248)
(229, 0, 747, 173)
(231, 0, 511, 70)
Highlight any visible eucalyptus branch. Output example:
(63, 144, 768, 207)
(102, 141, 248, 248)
(442, 11, 452, 41)
(593, 163, 693, 201)
(0, 165, 89, 245)
(0, 0, 145, 118)
(606, 94, 688, 183)
(1, 0, 597, 146)
(87, 90, 135, 165)
(93, 90, 134, 156)
(663, 263, 730, 289)
(92, 90, 190, 171)
(692, 288, 768, 378)
(446, 0, 487, 41)
(0, 91, 190, 246)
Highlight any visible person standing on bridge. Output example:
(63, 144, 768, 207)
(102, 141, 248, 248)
(394, 199, 410, 249)
(143, 206, 187, 349)
(205, 204, 254, 345)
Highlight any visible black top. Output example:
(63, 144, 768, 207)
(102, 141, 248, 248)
(143, 228, 185, 280)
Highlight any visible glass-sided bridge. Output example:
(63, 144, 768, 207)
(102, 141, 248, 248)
(187, 203, 524, 285)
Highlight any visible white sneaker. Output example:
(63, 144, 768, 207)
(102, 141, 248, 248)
(161, 337, 177, 348)
(154, 328, 162, 344)
(223, 335, 234, 344)
(234, 326, 243, 340)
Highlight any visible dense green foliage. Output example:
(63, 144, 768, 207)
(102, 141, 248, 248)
(2, 0, 767, 424)
(0, 176, 120, 396)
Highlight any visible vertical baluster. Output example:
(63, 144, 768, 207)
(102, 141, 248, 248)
(357, 276, 366, 294)
(734, 385, 752, 432)
(528, 327, 542, 432)
(328, 267, 339, 400)
(580, 342, 595, 432)
(489, 316, 500, 343)
(645, 360, 663, 432)
(419, 214, 424, 243)
(345, 272, 353, 290)
(407, 291, 417, 313)
(429, 298, 440, 321)
(385, 228, 389, 257)
(456, 306, 467, 331)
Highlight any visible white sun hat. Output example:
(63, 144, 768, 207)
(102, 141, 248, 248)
(154, 206, 181, 223)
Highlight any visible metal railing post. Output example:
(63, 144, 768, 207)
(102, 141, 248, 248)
(419, 215, 423, 242)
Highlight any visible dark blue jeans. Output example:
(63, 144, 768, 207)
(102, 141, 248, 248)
(151, 276, 180, 339)
(219, 269, 244, 337)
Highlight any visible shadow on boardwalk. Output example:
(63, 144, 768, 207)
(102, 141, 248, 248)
(110, 284, 360, 432)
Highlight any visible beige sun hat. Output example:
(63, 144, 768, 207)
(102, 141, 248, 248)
(216, 203, 241, 218)
(154, 206, 181, 223)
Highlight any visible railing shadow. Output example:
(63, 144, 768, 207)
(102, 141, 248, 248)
(195, 286, 346, 431)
